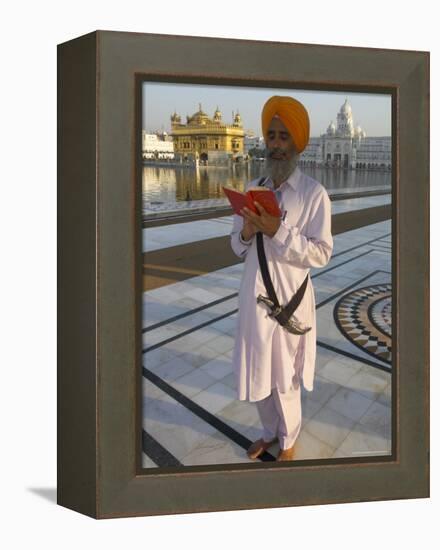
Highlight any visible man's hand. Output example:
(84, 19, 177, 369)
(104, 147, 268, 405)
(240, 201, 281, 238)
(240, 215, 258, 241)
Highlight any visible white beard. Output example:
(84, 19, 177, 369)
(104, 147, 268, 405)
(264, 151, 299, 187)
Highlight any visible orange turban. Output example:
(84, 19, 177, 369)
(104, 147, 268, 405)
(261, 95, 310, 153)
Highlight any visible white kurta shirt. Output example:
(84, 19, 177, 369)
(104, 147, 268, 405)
(230, 166, 333, 402)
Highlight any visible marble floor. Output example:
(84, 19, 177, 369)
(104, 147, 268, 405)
(142, 219, 393, 468)
(142, 193, 391, 252)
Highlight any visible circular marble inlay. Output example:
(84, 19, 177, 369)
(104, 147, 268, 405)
(333, 283, 392, 366)
(370, 296, 392, 337)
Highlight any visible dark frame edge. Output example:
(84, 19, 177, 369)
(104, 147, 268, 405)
(92, 29, 431, 56)
(57, 31, 99, 519)
(420, 49, 430, 498)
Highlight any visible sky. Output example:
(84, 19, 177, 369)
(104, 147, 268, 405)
(142, 82, 392, 138)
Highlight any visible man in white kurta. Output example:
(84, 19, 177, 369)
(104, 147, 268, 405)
(230, 95, 333, 461)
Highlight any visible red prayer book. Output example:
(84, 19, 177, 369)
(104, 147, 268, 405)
(222, 186, 282, 217)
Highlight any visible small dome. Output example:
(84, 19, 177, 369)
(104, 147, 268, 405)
(187, 103, 210, 124)
(340, 98, 352, 115)
(327, 121, 336, 135)
(233, 110, 242, 126)
(189, 103, 208, 120)
(195, 102, 207, 116)
(213, 106, 222, 121)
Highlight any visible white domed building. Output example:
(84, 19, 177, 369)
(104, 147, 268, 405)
(299, 99, 391, 170)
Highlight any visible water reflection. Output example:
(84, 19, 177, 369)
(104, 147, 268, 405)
(142, 163, 391, 203)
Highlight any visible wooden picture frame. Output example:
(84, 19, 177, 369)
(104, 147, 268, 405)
(57, 30, 429, 518)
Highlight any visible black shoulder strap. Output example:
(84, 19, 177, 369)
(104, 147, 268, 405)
(256, 231, 279, 306)
(255, 176, 308, 324)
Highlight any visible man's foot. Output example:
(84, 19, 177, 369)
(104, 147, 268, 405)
(277, 445, 295, 461)
(247, 437, 278, 459)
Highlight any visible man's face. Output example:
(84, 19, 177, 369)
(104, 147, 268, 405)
(265, 117, 296, 160)
(264, 117, 298, 184)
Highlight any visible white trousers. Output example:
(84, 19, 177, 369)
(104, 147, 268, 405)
(255, 375, 302, 450)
